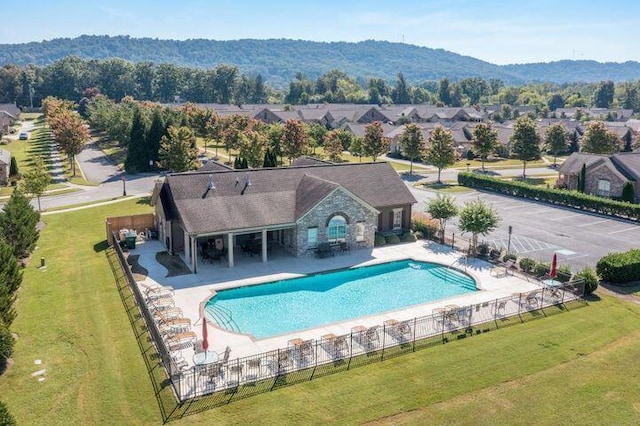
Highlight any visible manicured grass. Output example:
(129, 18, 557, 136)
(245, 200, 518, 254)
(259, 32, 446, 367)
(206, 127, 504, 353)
(508, 175, 558, 187)
(420, 182, 475, 193)
(454, 158, 549, 170)
(1, 200, 640, 424)
(93, 133, 126, 169)
(20, 113, 43, 121)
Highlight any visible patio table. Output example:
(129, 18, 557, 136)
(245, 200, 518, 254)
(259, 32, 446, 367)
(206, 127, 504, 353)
(193, 350, 219, 365)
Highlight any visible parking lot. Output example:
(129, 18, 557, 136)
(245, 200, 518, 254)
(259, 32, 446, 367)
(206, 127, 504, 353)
(409, 186, 640, 270)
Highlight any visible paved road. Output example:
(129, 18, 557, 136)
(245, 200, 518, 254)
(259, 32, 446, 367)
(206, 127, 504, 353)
(408, 184, 640, 270)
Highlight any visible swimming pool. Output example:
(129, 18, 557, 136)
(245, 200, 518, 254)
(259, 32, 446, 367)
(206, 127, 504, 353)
(205, 260, 476, 339)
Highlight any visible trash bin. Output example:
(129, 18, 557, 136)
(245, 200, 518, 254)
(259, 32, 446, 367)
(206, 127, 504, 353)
(126, 235, 136, 249)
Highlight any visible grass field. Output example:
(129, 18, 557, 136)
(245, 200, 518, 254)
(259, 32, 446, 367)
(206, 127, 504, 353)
(1, 200, 639, 425)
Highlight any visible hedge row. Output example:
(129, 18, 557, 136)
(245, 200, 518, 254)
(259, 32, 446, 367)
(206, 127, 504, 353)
(596, 249, 640, 283)
(457, 172, 640, 221)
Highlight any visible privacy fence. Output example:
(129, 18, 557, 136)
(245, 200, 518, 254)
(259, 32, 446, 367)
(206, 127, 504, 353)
(108, 232, 586, 421)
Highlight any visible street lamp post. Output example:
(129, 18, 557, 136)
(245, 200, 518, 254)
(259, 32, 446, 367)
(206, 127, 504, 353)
(507, 225, 513, 255)
(122, 173, 127, 197)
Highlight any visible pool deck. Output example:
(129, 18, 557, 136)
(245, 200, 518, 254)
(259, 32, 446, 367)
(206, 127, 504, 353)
(131, 240, 541, 365)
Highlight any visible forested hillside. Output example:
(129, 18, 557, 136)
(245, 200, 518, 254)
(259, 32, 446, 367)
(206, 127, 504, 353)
(3, 35, 640, 86)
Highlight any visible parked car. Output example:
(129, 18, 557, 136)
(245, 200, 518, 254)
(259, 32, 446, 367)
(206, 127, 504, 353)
(19, 132, 28, 140)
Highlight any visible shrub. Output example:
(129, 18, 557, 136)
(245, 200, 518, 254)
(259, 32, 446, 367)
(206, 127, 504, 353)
(411, 212, 439, 239)
(374, 233, 386, 247)
(400, 232, 417, 243)
(465, 149, 475, 160)
(477, 242, 490, 257)
(385, 234, 401, 245)
(0, 321, 13, 366)
(555, 265, 573, 283)
(576, 266, 599, 295)
(0, 400, 16, 426)
(533, 262, 550, 277)
(503, 252, 517, 262)
(596, 249, 640, 283)
(489, 247, 502, 260)
(519, 257, 537, 273)
(457, 172, 640, 221)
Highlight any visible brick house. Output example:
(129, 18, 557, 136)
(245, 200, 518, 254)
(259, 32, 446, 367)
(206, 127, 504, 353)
(151, 160, 416, 272)
(0, 149, 11, 185)
(557, 152, 640, 200)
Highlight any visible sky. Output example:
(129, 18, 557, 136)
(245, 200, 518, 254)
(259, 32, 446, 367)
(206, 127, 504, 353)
(3, 0, 640, 65)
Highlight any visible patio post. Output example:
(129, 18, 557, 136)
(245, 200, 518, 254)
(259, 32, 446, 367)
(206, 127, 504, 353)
(227, 233, 234, 267)
(261, 229, 268, 263)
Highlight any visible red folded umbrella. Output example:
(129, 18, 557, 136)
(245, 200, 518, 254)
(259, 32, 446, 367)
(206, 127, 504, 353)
(202, 317, 209, 352)
(549, 253, 557, 279)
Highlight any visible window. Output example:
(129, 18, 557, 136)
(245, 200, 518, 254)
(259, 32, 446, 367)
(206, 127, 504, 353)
(356, 222, 365, 242)
(328, 215, 347, 243)
(307, 227, 318, 248)
(393, 208, 403, 229)
(597, 179, 611, 197)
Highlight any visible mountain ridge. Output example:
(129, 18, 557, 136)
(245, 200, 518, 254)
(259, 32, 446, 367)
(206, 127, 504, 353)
(1, 35, 639, 87)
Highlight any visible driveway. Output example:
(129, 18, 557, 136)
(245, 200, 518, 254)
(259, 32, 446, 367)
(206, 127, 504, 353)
(408, 185, 640, 270)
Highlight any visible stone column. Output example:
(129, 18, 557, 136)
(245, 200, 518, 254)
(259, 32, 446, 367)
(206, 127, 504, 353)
(227, 232, 234, 268)
(262, 229, 268, 263)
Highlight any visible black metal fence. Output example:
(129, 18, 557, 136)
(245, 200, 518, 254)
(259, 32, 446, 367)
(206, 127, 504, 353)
(107, 232, 586, 421)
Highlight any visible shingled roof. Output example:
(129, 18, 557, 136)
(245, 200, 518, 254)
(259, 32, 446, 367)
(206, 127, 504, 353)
(162, 162, 416, 235)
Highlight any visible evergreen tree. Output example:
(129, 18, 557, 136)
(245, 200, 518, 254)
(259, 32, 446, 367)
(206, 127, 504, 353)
(146, 108, 166, 167)
(392, 73, 411, 104)
(622, 181, 635, 203)
(124, 108, 149, 173)
(622, 131, 633, 153)
(399, 123, 424, 174)
(578, 164, 586, 193)
(510, 115, 541, 178)
(438, 78, 451, 105)
(569, 131, 580, 153)
(0, 189, 40, 259)
(425, 124, 457, 183)
(0, 400, 17, 426)
(8, 157, 18, 178)
(0, 324, 15, 372)
(0, 239, 22, 327)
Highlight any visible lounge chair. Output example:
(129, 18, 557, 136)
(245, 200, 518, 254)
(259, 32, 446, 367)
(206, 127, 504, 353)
(153, 306, 183, 321)
(364, 326, 380, 348)
(165, 331, 197, 349)
(339, 241, 350, 255)
(397, 321, 412, 339)
(158, 318, 191, 334)
(492, 259, 516, 278)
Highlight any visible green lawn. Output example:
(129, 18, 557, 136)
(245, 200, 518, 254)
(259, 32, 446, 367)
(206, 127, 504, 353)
(1, 200, 640, 424)
(420, 182, 475, 193)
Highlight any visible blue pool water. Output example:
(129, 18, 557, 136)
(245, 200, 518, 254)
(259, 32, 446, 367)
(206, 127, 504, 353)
(205, 260, 476, 339)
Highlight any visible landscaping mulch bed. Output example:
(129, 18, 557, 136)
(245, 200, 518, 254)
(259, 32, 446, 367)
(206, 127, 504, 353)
(126, 254, 148, 282)
(155, 251, 191, 277)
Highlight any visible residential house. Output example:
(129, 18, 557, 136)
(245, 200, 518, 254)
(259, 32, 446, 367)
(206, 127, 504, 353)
(151, 161, 416, 273)
(557, 152, 640, 200)
(0, 149, 11, 185)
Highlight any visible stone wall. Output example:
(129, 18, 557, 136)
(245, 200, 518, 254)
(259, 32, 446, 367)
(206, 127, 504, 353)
(294, 188, 377, 257)
(585, 163, 627, 198)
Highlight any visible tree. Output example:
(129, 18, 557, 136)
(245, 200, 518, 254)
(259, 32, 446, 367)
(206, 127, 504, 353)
(0, 399, 17, 426)
(621, 181, 635, 203)
(307, 123, 327, 155)
(0, 239, 22, 327)
(238, 129, 267, 168)
(569, 130, 580, 153)
(472, 122, 499, 172)
(0, 189, 40, 259)
(399, 124, 424, 174)
(427, 195, 459, 243)
(578, 163, 586, 193)
(547, 93, 565, 111)
(124, 107, 149, 173)
(323, 130, 344, 163)
(438, 78, 451, 105)
(8, 157, 18, 179)
(280, 119, 308, 164)
(362, 121, 389, 162)
(544, 123, 568, 166)
(510, 115, 541, 178)
(349, 136, 364, 162)
(581, 121, 620, 154)
(592, 80, 615, 108)
(22, 155, 51, 212)
(425, 124, 456, 183)
(458, 199, 500, 255)
(262, 148, 277, 168)
(392, 73, 411, 104)
(158, 126, 198, 172)
(622, 131, 633, 153)
(146, 108, 166, 166)
(49, 110, 90, 176)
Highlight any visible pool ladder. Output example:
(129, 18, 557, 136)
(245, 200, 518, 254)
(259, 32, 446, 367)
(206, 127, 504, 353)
(207, 305, 241, 333)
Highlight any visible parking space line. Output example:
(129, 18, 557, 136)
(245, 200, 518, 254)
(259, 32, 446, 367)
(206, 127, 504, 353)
(608, 227, 640, 235)
(549, 214, 582, 221)
(500, 205, 524, 211)
(576, 219, 609, 228)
